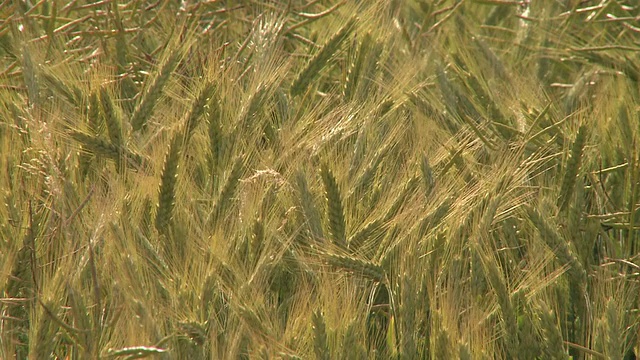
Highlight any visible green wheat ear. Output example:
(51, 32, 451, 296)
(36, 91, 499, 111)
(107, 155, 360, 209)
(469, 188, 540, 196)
(312, 310, 330, 360)
(325, 253, 385, 282)
(557, 124, 587, 212)
(99, 87, 123, 149)
(155, 132, 182, 234)
(290, 17, 356, 96)
(211, 156, 243, 225)
(343, 32, 372, 101)
(184, 82, 216, 143)
(131, 51, 181, 132)
(320, 163, 347, 249)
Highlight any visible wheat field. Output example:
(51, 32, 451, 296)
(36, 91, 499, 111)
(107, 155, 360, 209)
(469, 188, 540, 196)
(1, 1, 639, 359)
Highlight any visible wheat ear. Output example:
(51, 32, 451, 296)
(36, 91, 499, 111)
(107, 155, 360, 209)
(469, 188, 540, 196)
(131, 51, 181, 132)
(155, 132, 181, 233)
(604, 298, 622, 358)
(321, 163, 347, 249)
(312, 310, 330, 360)
(212, 156, 243, 224)
(184, 82, 216, 143)
(343, 32, 371, 101)
(348, 219, 383, 255)
(69, 130, 145, 169)
(538, 305, 569, 359)
(99, 87, 123, 149)
(557, 124, 587, 212)
(207, 94, 223, 179)
(294, 170, 324, 241)
(325, 253, 385, 282)
(290, 17, 356, 96)
(22, 45, 40, 107)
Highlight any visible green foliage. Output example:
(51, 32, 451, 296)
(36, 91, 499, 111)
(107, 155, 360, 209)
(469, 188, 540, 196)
(1, 1, 639, 359)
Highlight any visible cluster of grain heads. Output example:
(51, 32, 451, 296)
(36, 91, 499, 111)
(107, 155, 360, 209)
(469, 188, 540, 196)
(41, 71, 83, 108)
(347, 147, 386, 205)
(481, 251, 519, 358)
(110, 1, 138, 111)
(398, 274, 418, 357)
(33, 301, 56, 359)
(290, 17, 357, 96)
(343, 320, 367, 359)
(383, 176, 420, 222)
